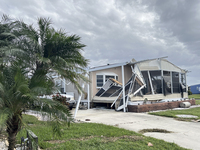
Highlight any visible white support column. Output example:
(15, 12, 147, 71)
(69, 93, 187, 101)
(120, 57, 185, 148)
(74, 83, 84, 119)
(148, 71, 154, 95)
(63, 78, 66, 93)
(185, 73, 188, 92)
(170, 71, 173, 94)
(158, 59, 164, 94)
(161, 70, 163, 94)
(87, 72, 90, 109)
(121, 65, 126, 112)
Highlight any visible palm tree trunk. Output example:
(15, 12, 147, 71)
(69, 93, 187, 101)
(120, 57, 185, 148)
(6, 113, 21, 150)
(8, 133, 16, 150)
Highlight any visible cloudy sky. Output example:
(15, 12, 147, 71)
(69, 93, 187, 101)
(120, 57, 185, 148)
(1, 0, 200, 85)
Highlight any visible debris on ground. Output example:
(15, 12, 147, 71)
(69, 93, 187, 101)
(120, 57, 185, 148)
(176, 114, 198, 118)
(148, 142, 153, 146)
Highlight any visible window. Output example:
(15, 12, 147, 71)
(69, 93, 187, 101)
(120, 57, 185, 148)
(172, 72, 179, 93)
(97, 75, 103, 87)
(141, 71, 152, 95)
(116, 76, 118, 81)
(96, 74, 118, 88)
(141, 71, 162, 95)
(105, 75, 115, 82)
(163, 71, 171, 94)
(149, 71, 162, 94)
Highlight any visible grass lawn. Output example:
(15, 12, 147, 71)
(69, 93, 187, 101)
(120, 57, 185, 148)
(149, 96, 200, 121)
(149, 106, 200, 121)
(188, 94, 200, 104)
(0, 114, 188, 150)
(195, 100, 200, 105)
(188, 94, 200, 99)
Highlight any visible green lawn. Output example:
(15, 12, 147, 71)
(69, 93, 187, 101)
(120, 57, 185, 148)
(149, 107, 200, 121)
(188, 94, 200, 99)
(149, 96, 200, 121)
(0, 114, 188, 150)
(195, 100, 200, 105)
(188, 94, 200, 104)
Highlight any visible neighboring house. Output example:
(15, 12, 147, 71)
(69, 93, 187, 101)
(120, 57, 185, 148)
(64, 79, 88, 100)
(190, 84, 200, 94)
(53, 74, 87, 100)
(50, 73, 74, 98)
(87, 57, 188, 111)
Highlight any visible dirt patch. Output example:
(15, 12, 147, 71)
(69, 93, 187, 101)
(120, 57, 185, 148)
(46, 135, 143, 144)
(100, 135, 143, 143)
(139, 128, 173, 134)
(175, 118, 194, 122)
(47, 136, 96, 144)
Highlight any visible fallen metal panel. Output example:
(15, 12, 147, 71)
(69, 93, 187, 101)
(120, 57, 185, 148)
(95, 88, 105, 96)
(92, 96, 118, 103)
(102, 79, 113, 91)
(116, 76, 145, 111)
(110, 90, 123, 108)
(101, 86, 121, 97)
(117, 95, 128, 111)
(110, 87, 122, 97)
(131, 65, 145, 86)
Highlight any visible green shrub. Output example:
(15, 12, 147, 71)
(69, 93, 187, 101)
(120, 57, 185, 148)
(188, 90, 192, 95)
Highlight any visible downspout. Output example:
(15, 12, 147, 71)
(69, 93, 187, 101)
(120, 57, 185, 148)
(121, 65, 126, 112)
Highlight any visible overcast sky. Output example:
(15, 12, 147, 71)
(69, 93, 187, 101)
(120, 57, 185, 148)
(1, 0, 200, 85)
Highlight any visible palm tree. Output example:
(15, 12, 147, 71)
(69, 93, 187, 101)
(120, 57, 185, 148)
(0, 61, 72, 150)
(0, 15, 88, 150)
(17, 17, 89, 93)
(0, 15, 17, 64)
(1, 16, 88, 92)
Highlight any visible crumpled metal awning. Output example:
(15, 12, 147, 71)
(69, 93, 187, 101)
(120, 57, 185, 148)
(94, 65, 146, 111)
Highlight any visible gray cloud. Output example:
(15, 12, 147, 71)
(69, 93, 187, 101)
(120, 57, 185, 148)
(0, 0, 199, 85)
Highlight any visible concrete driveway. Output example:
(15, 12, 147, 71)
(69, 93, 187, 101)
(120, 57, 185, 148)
(73, 109, 200, 150)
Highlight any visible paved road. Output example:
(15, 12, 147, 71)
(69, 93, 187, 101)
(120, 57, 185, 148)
(73, 109, 200, 150)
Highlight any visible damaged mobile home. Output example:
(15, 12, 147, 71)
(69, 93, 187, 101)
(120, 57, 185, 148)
(88, 57, 188, 112)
